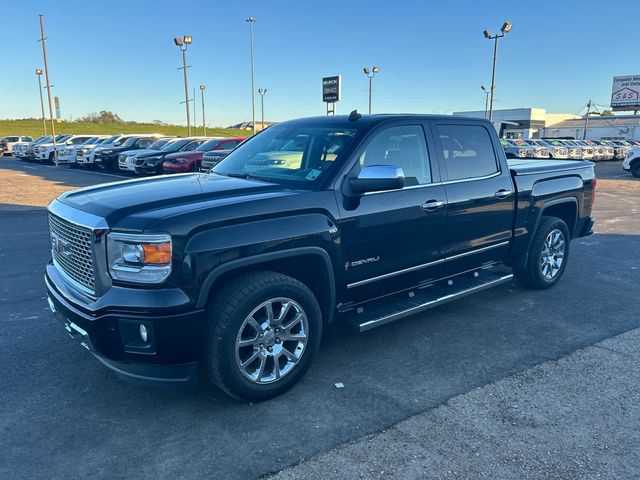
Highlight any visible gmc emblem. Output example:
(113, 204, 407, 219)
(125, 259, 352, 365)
(51, 234, 72, 257)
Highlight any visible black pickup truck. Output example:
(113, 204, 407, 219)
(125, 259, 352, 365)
(45, 113, 596, 401)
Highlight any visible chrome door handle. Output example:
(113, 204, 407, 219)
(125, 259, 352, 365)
(420, 200, 445, 212)
(494, 189, 512, 199)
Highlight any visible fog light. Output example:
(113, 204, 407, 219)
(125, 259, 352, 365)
(139, 324, 148, 343)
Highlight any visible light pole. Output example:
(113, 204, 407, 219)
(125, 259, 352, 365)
(246, 17, 256, 134)
(38, 14, 57, 165)
(363, 66, 379, 114)
(35, 69, 47, 135)
(483, 21, 512, 121)
(200, 84, 206, 136)
(174, 35, 192, 135)
(258, 88, 267, 131)
(481, 85, 489, 119)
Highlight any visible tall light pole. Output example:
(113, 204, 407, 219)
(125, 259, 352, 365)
(200, 84, 206, 136)
(481, 85, 489, 119)
(363, 66, 379, 114)
(246, 17, 256, 134)
(483, 21, 512, 121)
(583, 99, 592, 140)
(38, 15, 57, 165)
(258, 88, 267, 131)
(35, 69, 47, 135)
(174, 35, 192, 136)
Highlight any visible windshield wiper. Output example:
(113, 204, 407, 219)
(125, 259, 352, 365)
(224, 172, 273, 182)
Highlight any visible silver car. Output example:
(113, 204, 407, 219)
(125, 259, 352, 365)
(520, 139, 550, 159)
(500, 139, 533, 159)
(527, 139, 567, 159)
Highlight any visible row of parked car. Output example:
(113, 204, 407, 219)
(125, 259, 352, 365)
(6, 133, 246, 175)
(500, 138, 639, 161)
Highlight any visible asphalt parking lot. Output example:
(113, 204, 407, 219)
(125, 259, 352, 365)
(1, 157, 638, 479)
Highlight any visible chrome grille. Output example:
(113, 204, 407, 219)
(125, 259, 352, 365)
(48, 214, 95, 293)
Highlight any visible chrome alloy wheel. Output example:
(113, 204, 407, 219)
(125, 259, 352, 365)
(540, 228, 565, 280)
(235, 298, 309, 384)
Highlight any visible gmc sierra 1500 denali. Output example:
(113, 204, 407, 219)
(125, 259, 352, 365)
(45, 113, 596, 401)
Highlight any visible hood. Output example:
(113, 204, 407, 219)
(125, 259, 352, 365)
(164, 151, 203, 161)
(56, 173, 288, 228)
(118, 148, 157, 157)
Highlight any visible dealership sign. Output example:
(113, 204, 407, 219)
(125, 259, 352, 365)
(611, 75, 640, 111)
(322, 76, 341, 103)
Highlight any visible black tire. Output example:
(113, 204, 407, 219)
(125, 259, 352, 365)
(514, 216, 570, 289)
(631, 161, 640, 178)
(206, 271, 322, 402)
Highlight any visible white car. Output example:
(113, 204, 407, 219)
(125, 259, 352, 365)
(37, 135, 97, 164)
(1, 136, 33, 155)
(623, 146, 640, 178)
(76, 134, 128, 167)
(12, 136, 47, 158)
(56, 136, 109, 165)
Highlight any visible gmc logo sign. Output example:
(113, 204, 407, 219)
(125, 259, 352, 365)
(51, 234, 72, 258)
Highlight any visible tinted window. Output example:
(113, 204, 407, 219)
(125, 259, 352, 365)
(220, 140, 239, 150)
(136, 138, 154, 148)
(359, 125, 431, 186)
(196, 139, 223, 152)
(437, 125, 498, 181)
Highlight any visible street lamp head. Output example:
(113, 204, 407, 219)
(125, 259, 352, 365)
(363, 67, 370, 75)
(372, 66, 379, 74)
(35, 69, 43, 75)
(183, 35, 192, 44)
(173, 37, 184, 47)
(258, 88, 267, 95)
(501, 21, 512, 34)
(246, 17, 256, 23)
(483, 30, 492, 39)
(481, 85, 486, 92)
(200, 84, 205, 91)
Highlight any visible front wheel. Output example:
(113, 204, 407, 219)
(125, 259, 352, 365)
(631, 161, 640, 178)
(514, 216, 570, 289)
(206, 271, 322, 402)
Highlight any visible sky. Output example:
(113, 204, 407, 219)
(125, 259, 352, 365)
(1, 0, 639, 127)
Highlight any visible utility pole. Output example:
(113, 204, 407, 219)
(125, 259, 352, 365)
(193, 87, 196, 130)
(38, 15, 57, 165)
(35, 69, 47, 135)
(200, 84, 206, 136)
(583, 99, 592, 140)
(481, 85, 489, 119)
(246, 17, 257, 134)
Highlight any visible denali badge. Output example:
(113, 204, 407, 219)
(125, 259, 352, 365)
(51, 234, 72, 258)
(345, 256, 380, 270)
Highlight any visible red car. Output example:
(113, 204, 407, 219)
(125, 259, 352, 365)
(162, 137, 245, 173)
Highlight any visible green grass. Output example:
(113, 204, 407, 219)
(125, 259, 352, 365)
(0, 119, 250, 139)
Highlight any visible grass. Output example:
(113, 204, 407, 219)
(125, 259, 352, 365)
(0, 119, 251, 139)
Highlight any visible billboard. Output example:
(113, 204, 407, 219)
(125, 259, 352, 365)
(54, 96, 61, 119)
(611, 75, 640, 111)
(322, 76, 341, 103)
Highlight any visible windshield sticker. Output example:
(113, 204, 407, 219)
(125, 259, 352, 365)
(305, 169, 321, 181)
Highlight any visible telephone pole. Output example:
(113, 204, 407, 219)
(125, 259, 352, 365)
(35, 69, 47, 135)
(38, 15, 57, 165)
(246, 17, 257, 134)
(583, 99, 592, 140)
(200, 85, 206, 136)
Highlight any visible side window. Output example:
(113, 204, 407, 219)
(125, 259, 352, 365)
(436, 125, 498, 181)
(359, 125, 431, 186)
(137, 138, 153, 148)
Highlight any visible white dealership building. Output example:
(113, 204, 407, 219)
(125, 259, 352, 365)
(538, 115, 640, 140)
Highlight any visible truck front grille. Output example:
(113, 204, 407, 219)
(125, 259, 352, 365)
(48, 214, 95, 293)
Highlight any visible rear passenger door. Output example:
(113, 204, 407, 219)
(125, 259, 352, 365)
(432, 122, 514, 269)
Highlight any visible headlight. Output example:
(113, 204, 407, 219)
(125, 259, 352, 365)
(102, 150, 113, 154)
(107, 233, 172, 284)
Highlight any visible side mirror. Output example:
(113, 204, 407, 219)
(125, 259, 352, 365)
(349, 165, 405, 194)
(66, 140, 73, 145)
(114, 141, 121, 146)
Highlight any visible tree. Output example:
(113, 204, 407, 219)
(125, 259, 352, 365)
(600, 110, 614, 116)
(79, 111, 125, 124)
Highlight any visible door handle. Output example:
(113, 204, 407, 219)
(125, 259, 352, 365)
(420, 200, 445, 212)
(494, 189, 512, 199)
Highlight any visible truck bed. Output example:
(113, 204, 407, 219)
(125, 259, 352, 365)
(507, 158, 593, 176)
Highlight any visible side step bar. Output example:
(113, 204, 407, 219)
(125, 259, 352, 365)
(345, 271, 514, 333)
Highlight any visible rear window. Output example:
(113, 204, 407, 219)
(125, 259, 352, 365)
(437, 125, 499, 181)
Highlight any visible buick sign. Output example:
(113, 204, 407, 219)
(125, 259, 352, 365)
(322, 75, 341, 103)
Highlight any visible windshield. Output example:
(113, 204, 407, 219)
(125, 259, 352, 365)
(82, 137, 98, 144)
(123, 137, 139, 147)
(161, 139, 192, 152)
(196, 138, 224, 152)
(213, 124, 359, 185)
(149, 138, 171, 150)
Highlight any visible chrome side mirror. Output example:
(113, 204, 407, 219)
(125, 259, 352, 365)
(349, 165, 405, 194)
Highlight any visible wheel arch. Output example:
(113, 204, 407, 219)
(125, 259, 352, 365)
(196, 247, 336, 323)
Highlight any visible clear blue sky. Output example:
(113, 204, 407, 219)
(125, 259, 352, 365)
(1, 0, 639, 127)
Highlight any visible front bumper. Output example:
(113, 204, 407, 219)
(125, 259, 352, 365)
(45, 263, 203, 387)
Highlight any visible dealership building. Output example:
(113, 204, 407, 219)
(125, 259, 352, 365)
(452, 108, 580, 139)
(538, 115, 640, 140)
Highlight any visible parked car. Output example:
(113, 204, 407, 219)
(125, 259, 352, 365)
(117, 137, 175, 172)
(199, 149, 235, 171)
(133, 137, 208, 175)
(623, 146, 640, 177)
(589, 140, 615, 160)
(571, 140, 595, 160)
(604, 140, 632, 160)
(527, 139, 567, 159)
(73, 136, 110, 164)
(76, 134, 126, 167)
(552, 140, 583, 160)
(45, 113, 596, 401)
(520, 140, 550, 159)
(95, 135, 165, 171)
(23, 135, 62, 160)
(162, 137, 244, 173)
(581, 140, 607, 161)
(12, 136, 45, 158)
(57, 136, 108, 165)
(1, 136, 33, 155)
(500, 139, 533, 159)
(33, 135, 74, 162)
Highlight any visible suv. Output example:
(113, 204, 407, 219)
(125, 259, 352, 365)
(1, 136, 33, 155)
(118, 137, 175, 172)
(500, 139, 532, 158)
(133, 138, 208, 175)
(95, 135, 165, 171)
(12, 136, 44, 158)
(162, 137, 244, 174)
(623, 146, 640, 177)
(527, 139, 567, 159)
(45, 113, 596, 402)
(57, 136, 108, 165)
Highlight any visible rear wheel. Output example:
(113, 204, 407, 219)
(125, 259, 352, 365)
(631, 161, 640, 178)
(206, 271, 322, 402)
(514, 216, 570, 289)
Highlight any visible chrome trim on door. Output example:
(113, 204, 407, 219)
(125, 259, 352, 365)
(347, 241, 510, 289)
